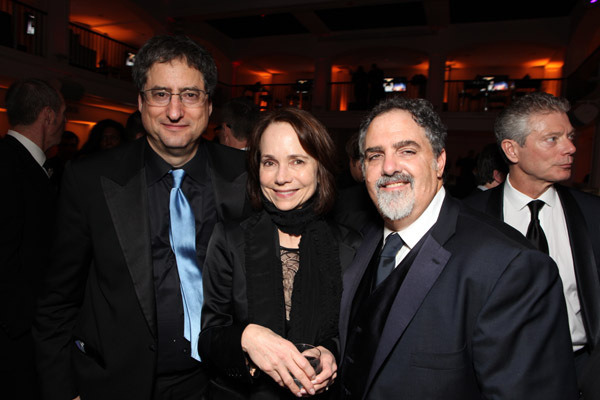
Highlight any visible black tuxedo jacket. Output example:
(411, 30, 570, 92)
(33, 138, 248, 400)
(339, 194, 578, 400)
(464, 183, 600, 351)
(0, 135, 54, 397)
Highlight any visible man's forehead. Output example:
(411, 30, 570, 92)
(527, 111, 573, 134)
(146, 60, 204, 81)
(366, 109, 427, 144)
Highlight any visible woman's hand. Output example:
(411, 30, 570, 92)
(312, 346, 337, 394)
(241, 324, 317, 397)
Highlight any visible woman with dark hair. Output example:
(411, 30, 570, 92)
(77, 119, 126, 158)
(199, 107, 358, 399)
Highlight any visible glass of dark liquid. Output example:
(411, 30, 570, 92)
(293, 343, 322, 389)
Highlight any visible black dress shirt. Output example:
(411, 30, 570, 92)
(145, 141, 216, 374)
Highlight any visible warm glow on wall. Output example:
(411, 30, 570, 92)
(545, 61, 564, 69)
(416, 61, 430, 70)
(445, 61, 464, 69)
(524, 58, 551, 68)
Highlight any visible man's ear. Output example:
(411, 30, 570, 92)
(501, 139, 519, 164)
(42, 107, 54, 126)
(436, 149, 446, 178)
(138, 93, 143, 113)
(492, 169, 506, 184)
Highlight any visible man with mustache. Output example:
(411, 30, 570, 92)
(465, 92, 600, 399)
(338, 97, 578, 399)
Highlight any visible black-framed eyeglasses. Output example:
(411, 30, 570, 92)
(140, 89, 209, 107)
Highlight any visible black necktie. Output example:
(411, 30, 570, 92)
(526, 200, 549, 254)
(376, 233, 404, 286)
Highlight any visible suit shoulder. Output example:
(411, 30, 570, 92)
(563, 186, 600, 208)
(462, 186, 494, 210)
(65, 140, 144, 187)
(457, 200, 533, 250)
(204, 140, 247, 174)
(326, 218, 362, 250)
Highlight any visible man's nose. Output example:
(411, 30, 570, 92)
(166, 95, 184, 121)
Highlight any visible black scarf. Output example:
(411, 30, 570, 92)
(244, 196, 342, 349)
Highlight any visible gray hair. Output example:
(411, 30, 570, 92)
(358, 97, 447, 159)
(495, 92, 570, 146)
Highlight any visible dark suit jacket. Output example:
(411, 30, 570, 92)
(464, 183, 600, 351)
(0, 135, 54, 397)
(339, 194, 578, 400)
(33, 138, 248, 400)
(198, 211, 360, 399)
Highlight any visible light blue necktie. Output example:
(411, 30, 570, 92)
(376, 233, 404, 286)
(169, 169, 203, 361)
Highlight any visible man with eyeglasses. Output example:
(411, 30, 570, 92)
(34, 35, 249, 400)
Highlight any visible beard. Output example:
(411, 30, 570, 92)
(375, 172, 415, 221)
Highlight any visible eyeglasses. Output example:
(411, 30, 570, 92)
(140, 89, 209, 107)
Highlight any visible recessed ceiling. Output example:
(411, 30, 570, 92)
(206, 13, 308, 39)
(449, 0, 578, 24)
(315, 2, 427, 31)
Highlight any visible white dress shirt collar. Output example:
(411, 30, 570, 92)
(505, 174, 557, 209)
(7, 129, 47, 171)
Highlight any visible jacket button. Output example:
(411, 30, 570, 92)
(149, 344, 156, 351)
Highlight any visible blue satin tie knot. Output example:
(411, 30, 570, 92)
(169, 169, 203, 361)
(376, 233, 404, 286)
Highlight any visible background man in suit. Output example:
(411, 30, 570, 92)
(216, 97, 259, 150)
(338, 97, 578, 399)
(34, 35, 248, 400)
(474, 142, 507, 191)
(0, 79, 65, 400)
(465, 92, 600, 397)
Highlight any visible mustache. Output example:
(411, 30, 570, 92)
(377, 172, 414, 188)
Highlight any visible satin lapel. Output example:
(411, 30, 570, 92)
(485, 183, 504, 219)
(102, 167, 156, 339)
(339, 222, 381, 358)
(213, 170, 248, 221)
(557, 186, 600, 348)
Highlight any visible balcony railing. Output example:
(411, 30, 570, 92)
(221, 77, 565, 113)
(0, 0, 46, 56)
(224, 82, 313, 111)
(444, 78, 564, 112)
(69, 23, 137, 80)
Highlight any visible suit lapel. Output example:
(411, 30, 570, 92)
(101, 141, 156, 338)
(339, 222, 381, 358)
(557, 185, 600, 348)
(364, 196, 457, 397)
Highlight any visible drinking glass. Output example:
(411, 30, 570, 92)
(292, 343, 322, 389)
